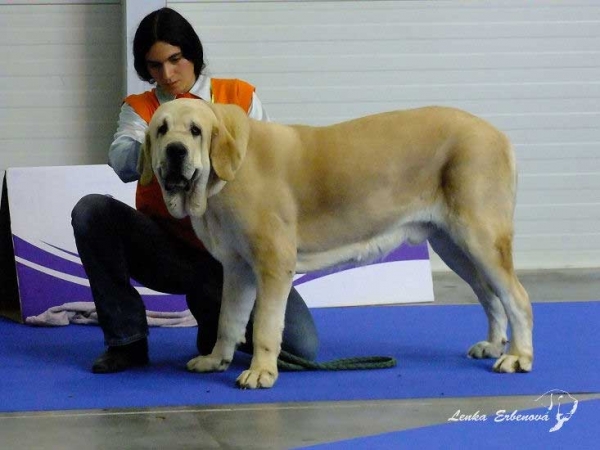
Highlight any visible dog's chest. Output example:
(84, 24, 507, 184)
(189, 212, 243, 262)
(189, 215, 224, 257)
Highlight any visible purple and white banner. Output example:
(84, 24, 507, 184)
(4, 165, 433, 323)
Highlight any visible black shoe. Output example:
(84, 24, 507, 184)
(92, 339, 149, 373)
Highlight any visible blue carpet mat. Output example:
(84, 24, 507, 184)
(1, 302, 598, 412)
(299, 399, 600, 450)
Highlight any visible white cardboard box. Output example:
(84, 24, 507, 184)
(0, 165, 433, 323)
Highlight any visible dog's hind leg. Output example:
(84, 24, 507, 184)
(435, 130, 532, 372)
(187, 258, 257, 374)
(443, 222, 533, 373)
(428, 227, 508, 359)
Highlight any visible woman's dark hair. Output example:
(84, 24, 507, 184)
(133, 7, 205, 83)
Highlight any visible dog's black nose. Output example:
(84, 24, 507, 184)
(166, 142, 188, 162)
(163, 142, 191, 192)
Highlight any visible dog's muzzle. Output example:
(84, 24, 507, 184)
(161, 142, 198, 192)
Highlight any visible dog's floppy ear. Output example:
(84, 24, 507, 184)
(208, 104, 250, 181)
(138, 131, 154, 186)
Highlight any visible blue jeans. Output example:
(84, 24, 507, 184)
(71, 194, 318, 360)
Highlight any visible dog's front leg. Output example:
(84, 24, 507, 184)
(234, 229, 296, 390)
(186, 258, 256, 374)
(235, 264, 292, 389)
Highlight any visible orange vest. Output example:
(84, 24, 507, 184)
(125, 78, 255, 250)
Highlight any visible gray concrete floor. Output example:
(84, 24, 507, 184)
(1, 269, 598, 449)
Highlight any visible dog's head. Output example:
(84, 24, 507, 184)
(138, 98, 249, 218)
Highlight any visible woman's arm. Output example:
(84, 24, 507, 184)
(108, 104, 147, 182)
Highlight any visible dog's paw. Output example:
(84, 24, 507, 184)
(236, 369, 278, 389)
(468, 340, 505, 359)
(492, 354, 533, 373)
(186, 354, 231, 373)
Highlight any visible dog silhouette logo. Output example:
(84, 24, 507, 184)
(534, 389, 578, 432)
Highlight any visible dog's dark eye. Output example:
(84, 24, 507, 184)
(157, 121, 168, 136)
(190, 124, 201, 137)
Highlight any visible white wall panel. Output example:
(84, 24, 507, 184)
(0, 2, 122, 171)
(169, 0, 600, 270)
(123, 0, 165, 95)
(2, 1, 597, 270)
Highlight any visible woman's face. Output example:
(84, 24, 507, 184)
(145, 41, 196, 95)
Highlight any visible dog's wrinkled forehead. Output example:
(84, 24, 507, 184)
(149, 99, 217, 145)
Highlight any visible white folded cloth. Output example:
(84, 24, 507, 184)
(25, 301, 197, 327)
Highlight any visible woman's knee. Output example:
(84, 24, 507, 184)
(71, 194, 114, 237)
(282, 288, 319, 360)
(282, 326, 319, 361)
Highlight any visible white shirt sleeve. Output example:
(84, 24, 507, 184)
(107, 104, 147, 182)
(248, 92, 270, 122)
